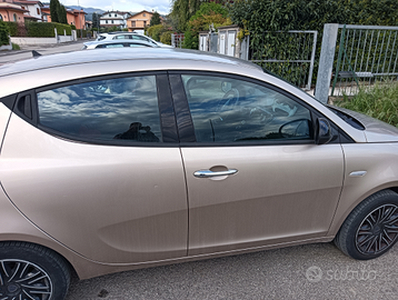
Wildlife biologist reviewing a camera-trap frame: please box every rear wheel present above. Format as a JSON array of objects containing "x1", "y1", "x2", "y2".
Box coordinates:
[
  {"x1": 335, "y1": 190, "x2": 398, "y2": 260},
  {"x1": 0, "y1": 241, "x2": 71, "y2": 300}
]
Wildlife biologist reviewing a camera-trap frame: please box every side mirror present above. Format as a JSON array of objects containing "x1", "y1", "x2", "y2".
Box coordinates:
[
  {"x1": 316, "y1": 118, "x2": 332, "y2": 145},
  {"x1": 279, "y1": 119, "x2": 311, "y2": 139}
]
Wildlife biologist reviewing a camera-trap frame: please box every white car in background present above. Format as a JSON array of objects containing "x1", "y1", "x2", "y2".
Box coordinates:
[
  {"x1": 82, "y1": 39, "x2": 159, "y2": 50},
  {"x1": 96, "y1": 31, "x2": 172, "y2": 48}
]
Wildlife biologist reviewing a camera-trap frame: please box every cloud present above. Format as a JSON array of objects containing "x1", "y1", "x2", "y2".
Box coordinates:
[{"x1": 62, "y1": 0, "x2": 171, "y2": 14}]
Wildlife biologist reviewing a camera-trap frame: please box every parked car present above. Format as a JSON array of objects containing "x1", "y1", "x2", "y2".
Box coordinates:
[
  {"x1": 1, "y1": 48, "x2": 398, "y2": 300},
  {"x1": 96, "y1": 31, "x2": 172, "y2": 47},
  {"x1": 82, "y1": 39, "x2": 159, "y2": 50}
]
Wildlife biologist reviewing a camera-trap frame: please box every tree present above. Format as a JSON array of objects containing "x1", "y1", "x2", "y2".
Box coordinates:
[
  {"x1": 170, "y1": 0, "x2": 202, "y2": 32},
  {"x1": 50, "y1": 0, "x2": 59, "y2": 23},
  {"x1": 0, "y1": 20, "x2": 10, "y2": 46},
  {"x1": 150, "y1": 12, "x2": 161, "y2": 27},
  {"x1": 92, "y1": 13, "x2": 99, "y2": 30},
  {"x1": 57, "y1": 4, "x2": 67, "y2": 24},
  {"x1": 183, "y1": 2, "x2": 230, "y2": 49},
  {"x1": 50, "y1": 0, "x2": 67, "y2": 24},
  {"x1": 147, "y1": 24, "x2": 164, "y2": 41}
]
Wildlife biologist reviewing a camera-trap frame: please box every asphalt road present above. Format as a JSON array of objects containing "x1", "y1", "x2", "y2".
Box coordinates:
[
  {"x1": 65, "y1": 242, "x2": 398, "y2": 300},
  {"x1": 2, "y1": 40, "x2": 397, "y2": 300}
]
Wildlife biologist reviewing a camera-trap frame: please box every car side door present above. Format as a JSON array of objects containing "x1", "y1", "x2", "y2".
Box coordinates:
[
  {"x1": 169, "y1": 72, "x2": 345, "y2": 256},
  {"x1": 0, "y1": 72, "x2": 188, "y2": 264}
]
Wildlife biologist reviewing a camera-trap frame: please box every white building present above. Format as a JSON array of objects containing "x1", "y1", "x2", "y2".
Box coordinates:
[
  {"x1": 100, "y1": 11, "x2": 131, "y2": 29},
  {"x1": 13, "y1": 0, "x2": 44, "y2": 22}
]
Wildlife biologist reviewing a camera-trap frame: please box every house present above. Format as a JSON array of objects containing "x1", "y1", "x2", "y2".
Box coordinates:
[
  {"x1": 67, "y1": 9, "x2": 86, "y2": 30},
  {"x1": 100, "y1": 11, "x2": 131, "y2": 30},
  {"x1": 41, "y1": 6, "x2": 86, "y2": 30},
  {"x1": 127, "y1": 10, "x2": 154, "y2": 34},
  {"x1": 0, "y1": 2, "x2": 28, "y2": 23},
  {"x1": 13, "y1": 0, "x2": 43, "y2": 22}
]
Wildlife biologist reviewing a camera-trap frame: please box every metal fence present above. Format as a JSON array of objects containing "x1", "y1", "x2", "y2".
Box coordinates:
[
  {"x1": 331, "y1": 25, "x2": 398, "y2": 96},
  {"x1": 249, "y1": 31, "x2": 318, "y2": 91},
  {"x1": 171, "y1": 33, "x2": 185, "y2": 48}
]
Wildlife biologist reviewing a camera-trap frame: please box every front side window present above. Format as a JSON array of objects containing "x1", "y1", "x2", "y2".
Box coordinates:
[
  {"x1": 37, "y1": 75, "x2": 162, "y2": 143},
  {"x1": 182, "y1": 75, "x2": 312, "y2": 143},
  {"x1": 131, "y1": 35, "x2": 156, "y2": 46}
]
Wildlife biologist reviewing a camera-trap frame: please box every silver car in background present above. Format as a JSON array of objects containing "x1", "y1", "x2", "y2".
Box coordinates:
[{"x1": 0, "y1": 48, "x2": 398, "y2": 300}]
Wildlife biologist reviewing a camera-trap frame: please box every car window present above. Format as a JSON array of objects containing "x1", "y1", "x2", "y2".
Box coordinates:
[
  {"x1": 114, "y1": 35, "x2": 129, "y2": 39},
  {"x1": 181, "y1": 75, "x2": 312, "y2": 143},
  {"x1": 96, "y1": 44, "x2": 124, "y2": 48},
  {"x1": 131, "y1": 35, "x2": 147, "y2": 41},
  {"x1": 37, "y1": 75, "x2": 162, "y2": 143},
  {"x1": 131, "y1": 35, "x2": 157, "y2": 45},
  {"x1": 128, "y1": 44, "x2": 148, "y2": 47}
]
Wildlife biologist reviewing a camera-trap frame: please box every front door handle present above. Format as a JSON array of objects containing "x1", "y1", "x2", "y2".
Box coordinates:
[{"x1": 193, "y1": 169, "x2": 238, "y2": 178}]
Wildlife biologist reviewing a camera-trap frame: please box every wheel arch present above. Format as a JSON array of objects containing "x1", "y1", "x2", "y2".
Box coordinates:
[
  {"x1": 329, "y1": 185, "x2": 398, "y2": 237},
  {"x1": 0, "y1": 235, "x2": 80, "y2": 279}
]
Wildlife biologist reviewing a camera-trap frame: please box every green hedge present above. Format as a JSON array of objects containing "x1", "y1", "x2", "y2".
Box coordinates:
[
  {"x1": 228, "y1": 0, "x2": 398, "y2": 88},
  {"x1": 6, "y1": 22, "x2": 19, "y2": 37},
  {"x1": 25, "y1": 22, "x2": 72, "y2": 37},
  {"x1": 0, "y1": 21, "x2": 10, "y2": 46},
  {"x1": 8, "y1": 22, "x2": 73, "y2": 37}
]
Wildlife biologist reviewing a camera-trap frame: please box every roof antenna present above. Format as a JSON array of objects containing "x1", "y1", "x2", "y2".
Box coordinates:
[{"x1": 32, "y1": 50, "x2": 42, "y2": 58}]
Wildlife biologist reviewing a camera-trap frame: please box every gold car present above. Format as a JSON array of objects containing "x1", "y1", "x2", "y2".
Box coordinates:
[{"x1": 0, "y1": 48, "x2": 397, "y2": 300}]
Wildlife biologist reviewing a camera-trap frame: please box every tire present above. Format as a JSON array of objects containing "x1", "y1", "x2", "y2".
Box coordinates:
[
  {"x1": 0, "y1": 241, "x2": 71, "y2": 300},
  {"x1": 334, "y1": 190, "x2": 398, "y2": 260}
]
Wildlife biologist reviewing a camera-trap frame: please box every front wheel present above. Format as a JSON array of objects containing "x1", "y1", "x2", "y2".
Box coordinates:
[
  {"x1": 0, "y1": 241, "x2": 71, "y2": 300},
  {"x1": 334, "y1": 190, "x2": 398, "y2": 260}
]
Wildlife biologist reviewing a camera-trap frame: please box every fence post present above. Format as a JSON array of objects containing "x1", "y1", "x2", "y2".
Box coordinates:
[
  {"x1": 209, "y1": 32, "x2": 218, "y2": 53},
  {"x1": 315, "y1": 23, "x2": 339, "y2": 103},
  {"x1": 54, "y1": 28, "x2": 59, "y2": 43},
  {"x1": 239, "y1": 35, "x2": 250, "y2": 60},
  {"x1": 171, "y1": 34, "x2": 175, "y2": 47}
]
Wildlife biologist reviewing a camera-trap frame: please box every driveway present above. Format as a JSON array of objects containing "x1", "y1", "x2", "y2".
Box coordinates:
[{"x1": 66, "y1": 242, "x2": 398, "y2": 299}]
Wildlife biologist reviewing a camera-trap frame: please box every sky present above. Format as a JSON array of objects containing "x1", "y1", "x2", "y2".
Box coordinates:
[{"x1": 62, "y1": 0, "x2": 172, "y2": 15}]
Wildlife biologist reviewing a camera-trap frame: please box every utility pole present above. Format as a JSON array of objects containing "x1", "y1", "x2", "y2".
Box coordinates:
[{"x1": 78, "y1": 0, "x2": 82, "y2": 38}]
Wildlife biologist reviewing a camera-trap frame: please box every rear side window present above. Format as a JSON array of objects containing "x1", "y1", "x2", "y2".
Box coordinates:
[{"x1": 37, "y1": 75, "x2": 162, "y2": 143}]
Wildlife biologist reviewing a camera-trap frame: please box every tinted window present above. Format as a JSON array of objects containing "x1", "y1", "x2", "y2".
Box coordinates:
[
  {"x1": 96, "y1": 43, "x2": 124, "y2": 48},
  {"x1": 37, "y1": 75, "x2": 162, "y2": 143},
  {"x1": 114, "y1": 35, "x2": 129, "y2": 39},
  {"x1": 128, "y1": 44, "x2": 149, "y2": 47},
  {"x1": 131, "y1": 35, "x2": 157, "y2": 46},
  {"x1": 182, "y1": 75, "x2": 312, "y2": 143}
]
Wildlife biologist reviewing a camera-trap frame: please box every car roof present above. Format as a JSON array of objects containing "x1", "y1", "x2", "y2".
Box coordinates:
[{"x1": 0, "y1": 48, "x2": 263, "y2": 78}]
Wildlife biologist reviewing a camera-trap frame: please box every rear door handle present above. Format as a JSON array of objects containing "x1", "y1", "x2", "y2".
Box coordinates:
[{"x1": 193, "y1": 169, "x2": 238, "y2": 178}]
